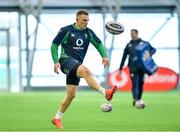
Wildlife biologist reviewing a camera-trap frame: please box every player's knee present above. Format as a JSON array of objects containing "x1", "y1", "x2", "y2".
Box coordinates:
[
  {"x1": 77, "y1": 65, "x2": 92, "y2": 78},
  {"x1": 82, "y1": 68, "x2": 91, "y2": 78}
]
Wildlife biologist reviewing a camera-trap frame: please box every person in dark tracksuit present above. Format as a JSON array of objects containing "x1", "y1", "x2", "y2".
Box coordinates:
[
  {"x1": 119, "y1": 29, "x2": 156, "y2": 109},
  {"x1": 50, "y1": 10, "x2": 117, "y2": 128}
]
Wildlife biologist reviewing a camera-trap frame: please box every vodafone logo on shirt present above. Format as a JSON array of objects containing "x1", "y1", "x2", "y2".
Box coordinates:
[{"x1": 108, "y1": 66, "x2": 179, "y2": 91}]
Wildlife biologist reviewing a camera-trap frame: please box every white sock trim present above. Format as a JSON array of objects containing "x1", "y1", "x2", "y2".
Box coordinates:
[
  {"x1": 98, "y1": 87, "x2": 106, "y2": 96},
  {"x1": 55, "y1": 111, "x2": 63, "y2": 119}
]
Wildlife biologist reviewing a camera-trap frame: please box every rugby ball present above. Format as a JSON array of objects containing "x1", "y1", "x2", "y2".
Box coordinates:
[
  {"x1": 100, "y1": 103, "x2": 112, "y2": 112},
  {"x1": 105, "y1": 21, "x2": 124, "y2": 35}
]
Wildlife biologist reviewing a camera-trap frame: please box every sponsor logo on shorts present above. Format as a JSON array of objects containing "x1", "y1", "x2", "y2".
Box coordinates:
[{"x1": 64, "y1": 68, "x2": 69, "y2": 74}]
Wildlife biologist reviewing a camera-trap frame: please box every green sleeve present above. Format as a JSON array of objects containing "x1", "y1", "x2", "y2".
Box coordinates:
[
  {"x1": 89, "y1": 34, "x2": 108, "y2": 58},
  {"x1": 93, "y1": 42, "x2": 108, "y2": 58},
  {"x1": 51, "y1": 43, "x2": 59, "y2": 64}
]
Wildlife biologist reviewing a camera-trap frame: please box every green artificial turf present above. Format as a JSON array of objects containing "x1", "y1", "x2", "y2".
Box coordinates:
[{"x1": 0, "y1": 90, "x2": 180, "y2": 131}]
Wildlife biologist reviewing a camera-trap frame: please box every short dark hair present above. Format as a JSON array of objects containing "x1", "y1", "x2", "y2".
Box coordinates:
[
  {"x1": 76, "y1": 9, "x2": 89, "y2": 17},
  {"x1": 131, "y1": 29, "x2": 138, "y2": 33}
]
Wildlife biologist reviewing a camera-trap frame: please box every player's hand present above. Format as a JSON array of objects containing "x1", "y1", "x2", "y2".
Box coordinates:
[
  {"x1": 54, "y1": 63, "x2": 61, "y2": 74},
  {"x1": 102, "y1": 58, "x2": 110, "y2": 68}
]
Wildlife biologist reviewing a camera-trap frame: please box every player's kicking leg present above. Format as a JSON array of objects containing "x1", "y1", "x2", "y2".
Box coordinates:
[{"x1": 76, "y1": 65, "x2": 117, "y2": 101}]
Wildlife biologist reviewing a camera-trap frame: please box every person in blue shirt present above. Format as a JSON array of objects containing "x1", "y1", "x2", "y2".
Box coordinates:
[
  {"x1": 51, "y1": 10, "x2": 117, "y2": 128},
  {"x1": 119, "y1": 29, "x2": 156, "y2": 109}
]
